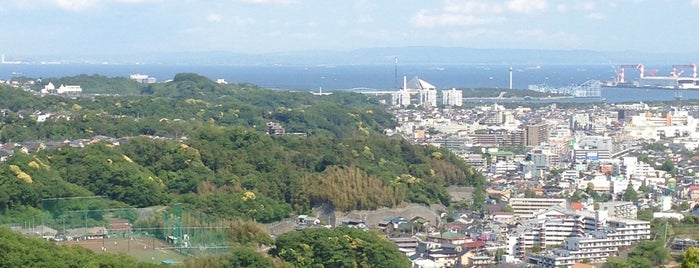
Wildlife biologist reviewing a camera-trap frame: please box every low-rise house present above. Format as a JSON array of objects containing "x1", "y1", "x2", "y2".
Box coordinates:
[{"x1": 426, "y1": 232, "x2": 468, "y2": 245}]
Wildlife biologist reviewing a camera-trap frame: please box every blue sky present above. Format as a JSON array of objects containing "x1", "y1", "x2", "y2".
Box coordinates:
[{"x1": 1, "y1": 0, "x2": 698, "y2": 57}]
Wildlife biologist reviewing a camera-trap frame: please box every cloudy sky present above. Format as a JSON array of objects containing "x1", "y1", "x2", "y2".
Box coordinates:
[{"x1": 1, "y1": 0, "x2": 697, "y2": 57}]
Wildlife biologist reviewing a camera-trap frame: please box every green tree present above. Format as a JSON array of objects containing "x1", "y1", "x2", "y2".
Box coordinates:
[
  {"x1": 585, "y1": 182, "x2": 599, "y2": 199},
  {"x1": 637, "y1": 208, "x2": 654, "y2": 221},
  {"x1": 226, "y1": 220, "x2": 273, "y2": 247},
  {"x1": 681, "y1": 247, "x2": 699, "y2": 268},
  {"x1": 273, "y1": 227, "x2": 409, "y2": 267},
  {"x1": 673, "y1": 201, "x2": 691, "y2": 212},
  {"x1": 638, "y1": 180, "x2": 649, "y2": 193},
  {"x1": 623, "y1": 183, "x2": 638, "y2": 202},
  {"x1": 629, "y1": 240, "x2": 670, "y2": 266},
  {"x1": 661, "y1": 159, "x2": 676, "y2": 176},
  {"x1": 227, "y1": 247, "x2": 276, "y2": 268}
]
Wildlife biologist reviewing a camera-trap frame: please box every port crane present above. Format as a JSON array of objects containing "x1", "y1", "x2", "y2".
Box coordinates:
[
  {"x1": 671, "y1": 64, "x2": 697, "y2": 78},
  {"x1": 616, "y1": 64, "x2": 644, "y2": 84}
]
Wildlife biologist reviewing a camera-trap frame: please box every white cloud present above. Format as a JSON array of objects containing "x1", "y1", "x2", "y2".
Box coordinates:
[
  {"x1": 584, "y1": 12, "x2": 605, "y2": 20},
  {"x1": 54, "y1": 0, "x2": 94, "y2": 10},
  {"x1": 447, "y1": 28, "x2": 491, "y2": 40},
  {"x1": 116, "y1": 0, "x2": 162, "y2": 3},
  {"x1": 514, "y1": 29, "x2": 582, "y2": 48},
  {"x1": 411, "y1": 9, "x2": 502, "y2": 28},
  {"x1": 206, "y1": 13, "x2": 222, "y2": 23},
  {"x1": 48, "y1": 0, "x2": 160, "y2": 11},
  {"x1": 442, "y1": 0, "x2": 504, "y2": 14},
  {"x1": 583, "y1": 2, "x2": 597, "y2": 11},
  {"x1": 232, "y1": 16, "x2": 254, "y2": 26},
  {"x1": 693, "y1": 0, "x2": 699, "y2": 7},
  {"x1": 556, "y1": 4, "x2": 568, "y2": 12},
  {"x1": 357, "y1": 16, "x2": 373, "y2": 24},
  {"x1": 348, "y1": 29, "x2": 396, "y2": 42},
  {"x1": 506, "y1": 0, "x2": 547, "y2": 14},
  {"x1": 239, "y1": 0, "x2": 294, "y2": 4}
]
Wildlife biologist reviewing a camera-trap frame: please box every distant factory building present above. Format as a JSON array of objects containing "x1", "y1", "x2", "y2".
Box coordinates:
[
  {"x1": 442, "y1": 88, "x2": 462, "y2": 107},
  {"x1": 129, "y1": 73, "x2": 157, "y2": 83},
  {"x1": 41, "y1": 82, "x2": 82, "y2": 94}
]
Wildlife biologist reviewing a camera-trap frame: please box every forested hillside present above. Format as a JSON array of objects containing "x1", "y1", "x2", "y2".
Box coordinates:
[
  {"x1": 0, "y1": 74, "x2": 485, "y2": 265},
  {"x1": 0, "y1": 74, "x2": 485, "y2": 223}
]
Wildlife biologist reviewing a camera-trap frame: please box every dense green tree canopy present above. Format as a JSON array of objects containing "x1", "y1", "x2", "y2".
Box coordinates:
[
  {"x1": 272, "y1": 227, "x2": 410, "y2": 267},
  {"x1": 0, "y1": 226, "x2": 157, "y2": 267},
  {"x1": 0, "y1": 76, "x2": 485, "y2": 224}
]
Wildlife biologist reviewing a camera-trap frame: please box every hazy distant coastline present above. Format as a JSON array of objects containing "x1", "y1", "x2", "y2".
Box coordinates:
[
  {"x1": 4, "y1": 63, "x2": 699, "y2": 103},
  {"x1": 7, "y1": 46, "x2": 699, "y2": 66}
]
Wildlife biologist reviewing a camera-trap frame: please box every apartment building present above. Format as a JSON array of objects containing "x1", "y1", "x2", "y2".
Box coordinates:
[
  {"x1": 442, "y1": 88, "x2": 463, "y2": 107},
  {"x1": 599, "y1": 201, "x2": 637, "y2": 220},
  {"x1": 508, "y1": 198, "x2": 567, "y2": 219},
  {"x1": 528, "y1": 220, "x2": 651, "y2": 268},
  {"x1": 529, "y1": 232, "x2": 619, "y2": 268},
  {"x1": 526, "y1": 123, "x2": 548, "y2": 147},
  {"x1": 508, "y1": 207, "x2": 650, "y2": 261}
]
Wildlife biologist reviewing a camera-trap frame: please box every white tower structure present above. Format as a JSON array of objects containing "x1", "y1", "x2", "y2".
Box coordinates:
[
  {"x1": 509, "y1": 66, "x2": 513, "y2": 90},
  {"x1": 391, "y1": 76, "x2": 411, "y2": 107}
]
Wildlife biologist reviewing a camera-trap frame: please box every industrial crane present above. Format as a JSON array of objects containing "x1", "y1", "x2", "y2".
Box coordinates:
[
  {"x1": 671, "y1": 64, "x2": 697, "y2": 78},
  {"x1": 616, "y1": 64, "x2": 644, "y2": 84}
]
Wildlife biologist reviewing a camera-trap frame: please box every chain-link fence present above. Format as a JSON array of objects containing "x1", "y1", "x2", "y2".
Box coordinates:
[{"x1": 7, "y1": 197, "x2": 232, "y2": 264}]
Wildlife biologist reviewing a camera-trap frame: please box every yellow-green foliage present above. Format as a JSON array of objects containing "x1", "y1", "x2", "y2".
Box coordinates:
[
  {"x1": 394, "y1": 174, "x2": 421, "y2": 185},
  {"x1": 185, "y1": 98, "x2": 208, "y2": 105},
  {"x1": 242, "y1": 191, "x2": 256, "y2": 201},
  {"x1": 9, "y1": 164, "x2": 32, "y2": 183},
  {"x1": 302, "y1": 166, "x2": 404, "y2": 211},
  {"x1": 122, "y1": 154, "x2": 134, "y2": 163},
  {"x1": 27, "y1": 161, "x2": 40, "y2": 169},
  {"x1": 31, "y1": 157, "x2": 50, "y2": 169},
  {"x1": 9, "y1": 165, "x2": 21, "y2": 174}
]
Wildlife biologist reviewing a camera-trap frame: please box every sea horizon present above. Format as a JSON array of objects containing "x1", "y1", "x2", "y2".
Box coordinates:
[{"x1": 1, "y1": 63, "x2": 698, "y2": 103}]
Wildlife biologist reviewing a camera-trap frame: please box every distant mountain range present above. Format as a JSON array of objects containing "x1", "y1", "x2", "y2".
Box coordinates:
[{"x1": 16, "y1": 47, "x2": 699, "y2": 66}]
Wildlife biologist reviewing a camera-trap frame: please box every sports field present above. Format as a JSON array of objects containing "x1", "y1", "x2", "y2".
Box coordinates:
[{"x1": 58, "y1": 237, "x2": 187, "y2": 264}]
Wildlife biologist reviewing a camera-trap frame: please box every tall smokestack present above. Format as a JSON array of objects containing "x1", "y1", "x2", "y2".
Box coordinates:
[{"x1": 403, "y1": 76, "x2": 407, "y2": 91}]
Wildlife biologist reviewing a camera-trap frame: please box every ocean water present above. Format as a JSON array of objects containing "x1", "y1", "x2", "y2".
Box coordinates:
[{"x1": 0, "y1": 63, "x2": 697, "y2": 103}]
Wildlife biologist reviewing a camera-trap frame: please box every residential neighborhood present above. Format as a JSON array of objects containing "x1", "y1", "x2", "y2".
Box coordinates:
[{"x1": 377, "y1": 88, "x2": 699, "y2": 267}]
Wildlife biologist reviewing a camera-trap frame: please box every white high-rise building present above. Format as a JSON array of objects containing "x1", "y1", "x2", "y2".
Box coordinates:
[
  {"x1": 419, "y1": 89, "x2": 437, "y2": 108},
  {"x1": 391, "y1": 90, "x2": 411, "y2": 107},
  {"x1": 406, "y1": 76, "x2": 437, "y2": 108},
  {"x1": 442, "y1": 88, "x2": 462, "y2": 107}
]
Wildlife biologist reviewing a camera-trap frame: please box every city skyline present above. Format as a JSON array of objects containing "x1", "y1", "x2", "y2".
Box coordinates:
[{"x1": 1, "y1": 0, "x2": 699, "y2": 58}]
